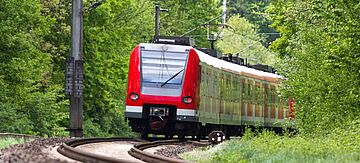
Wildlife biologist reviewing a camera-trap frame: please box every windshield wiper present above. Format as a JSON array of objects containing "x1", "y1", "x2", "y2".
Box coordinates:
[{"x1": 161, "y1": 69, "x2": 184, "y2": 87}]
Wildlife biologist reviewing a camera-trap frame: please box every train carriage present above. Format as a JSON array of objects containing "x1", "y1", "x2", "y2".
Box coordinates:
[{"x1": 125, "y1": 41, "x2": 294, "y2": 139}]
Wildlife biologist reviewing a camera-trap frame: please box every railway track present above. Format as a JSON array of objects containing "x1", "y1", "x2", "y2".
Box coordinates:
[
  {"x1": 129, "y1": 139, "x2": 209, "y2": 163},
  {"x1": 57, "y1": 137, "x2": 210, "y2": 163},
  {"x1": 57, "y1": 137, "x2": 140, "y2": 163},
  {"x1": 0, "y1": 133, "x2": 40, "y2": 140}
]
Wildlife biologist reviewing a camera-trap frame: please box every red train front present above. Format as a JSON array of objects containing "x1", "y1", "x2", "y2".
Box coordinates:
[{"x1": 125, "y1": 42, "x2": 200, "y2": 138}]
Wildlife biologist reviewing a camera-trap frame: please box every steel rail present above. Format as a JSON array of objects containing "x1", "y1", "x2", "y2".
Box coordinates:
[
  {"x1": 128, "y1": 140, "x2": 210, "y2": 163},
  {"x1": 57, "y1": 137, "x2": 142, "y2": 163},
  {"x1": 0, "y1": 133, "x2": 40, "y2": 140}
]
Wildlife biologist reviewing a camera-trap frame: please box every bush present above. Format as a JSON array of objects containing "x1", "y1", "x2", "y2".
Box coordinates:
[{"x1": 183, "y1": 126, "x2": 360, "y2": 163}]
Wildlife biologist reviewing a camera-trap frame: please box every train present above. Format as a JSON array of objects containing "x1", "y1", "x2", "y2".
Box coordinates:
[{"x1": 125, "y1": 37, "x2": 294, "y2": 139}]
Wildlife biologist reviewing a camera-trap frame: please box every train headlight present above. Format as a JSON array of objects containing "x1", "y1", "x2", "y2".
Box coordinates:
[
  {"x1": 182, "y1": 96, "x2": 193, "y2": 104},
  {"x1": 129, "y1": 93, "x2": 139, "y2": 101}
]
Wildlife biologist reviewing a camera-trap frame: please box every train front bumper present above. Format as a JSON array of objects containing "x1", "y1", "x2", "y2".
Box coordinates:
[{"x1": 125, "y1": 105, "x2": 198, "y2": 122}]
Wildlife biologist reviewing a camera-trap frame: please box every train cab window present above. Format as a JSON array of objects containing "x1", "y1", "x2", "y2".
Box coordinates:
[{"x1": 140, "y1": 49, "x2": 189, "y2": 96}]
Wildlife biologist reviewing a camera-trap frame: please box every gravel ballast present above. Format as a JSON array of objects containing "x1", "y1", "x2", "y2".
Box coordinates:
[
  {"x1": 0, "y1": 137, "x2": 71, "y2": 163},
  {"x1": 154, "y1": 142, "x2": 203, "y2": 159}
]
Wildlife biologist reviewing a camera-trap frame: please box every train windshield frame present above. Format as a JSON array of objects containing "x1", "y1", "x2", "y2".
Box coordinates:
[{"x1": 140, "y1": 49, "x2": 189, "y2": 96}]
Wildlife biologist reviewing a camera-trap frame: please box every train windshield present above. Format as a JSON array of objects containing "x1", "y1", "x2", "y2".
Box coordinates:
[{"x1": 140, "y1": 49, "x2": 188, "y2": 96}]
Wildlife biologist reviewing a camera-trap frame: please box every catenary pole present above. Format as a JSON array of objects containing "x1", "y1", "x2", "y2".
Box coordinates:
[
  {"x1": 66, "y1": 0, "x2": 84, "y2": 137},
  {"x1": 222, "y1": 0, "x2": 227, "y2": 25}
]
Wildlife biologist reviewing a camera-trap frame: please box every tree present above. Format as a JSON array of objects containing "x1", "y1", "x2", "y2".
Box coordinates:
[
  {"x1": 0, "y1": 0, "x2": 68, "y2": 136},
  {"x1": 216, "y1": 15, "x2": 275, "y2": 65},
  {"x1": 227, "y1": 0, "x2": 278, "y2": 46},
  {"x1": 268, "y1": 0, "x2": 360, "y2": 134},
  {"x1": 155, "y1": 0, "x2": 221, "y2": 48}
]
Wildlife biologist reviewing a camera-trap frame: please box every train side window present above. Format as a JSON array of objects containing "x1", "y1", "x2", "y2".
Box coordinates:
[
  {"x1": 233, "y1": 75, "x2": 237, "y2": 102},
  {"x1": 222, "y1": 73, "x2": 225, "y2": 99},
  {"x1": 275, "y1": 87, "x2": 278, "y2": 109},
  {"x1": 234, "y1": 76, "x2": 238, "y2": 102},
  {"x1": 265, "y1": 83, "x2": 269, "y2": 104},
  {"x1": 252, "y1": 81, "x2": 256, "y2": 104},
  {"x1": 226, "y1": 74, "x2": 229, "y2": 101},
  {"x1": 271, "y1": 85, "x2": 275, "y2": 104},
  {"x1": 269, "y1": 85, "x2": 273, "y2": 104},
  {"x1": 226, "y1": 73, "x2": 229, "y2": 101},
  {"x1": 222, "y1": 73, "x2": 225, "y2": 101},
  {"x1": 219, "y1": 71, "x2": 222, "y2": 100},
  {"x1": 243, "y1": 79, "x2": 247, "y2": 101},
  {"x1": 205, "y1": 67, "x2": 208, "y2": 96},
  {"x1": 248, "y1": 80, "x2": 252, "y2": 103},
  {"x1": 261, "y1": 83, "x2": 264, "y2": 105},
  {"x1": 256, "y1": 82, "x2": 262, "y2": 105},
  {"x1": 225, "y1": 73, "x2": 227, "y2": 101},
  {"x1": 222, "y1": 73, "x2": 226, "y2": 101},
  {"x1": 214, "y1": 69, "x2": 219, "y2": 99},
  {"x1": 210, "y1": 69, "x2": 213, "y2": 98},
  {"x1": 255, "y1": 82, "x2": 258, "y2": 104},
  {"x1": 227, "y1": 74, "x2": 231, "y2": 101},
  {"x1": 232, "y1": 76, "x2": 235, "y2": 101},
  {"x1": 230, "y1": 75, "x2": 232, "y2": 102},
  {"x1": 239, "y1": 77, "x2": 242, "y2": 102},
  {"x1": 205, "y1": 68, "x2": 208, "y2": 96},
  {"x1": 259, "y1": 81, "x2": 264, "y2": 104},
  {"x1": 200, "y1": 65, "x2": 205, "y2": 96}
]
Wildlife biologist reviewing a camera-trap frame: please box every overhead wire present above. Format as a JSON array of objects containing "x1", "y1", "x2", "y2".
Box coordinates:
[{"x1": 180, "y1": 14, "x2": 224, "y2": 37}]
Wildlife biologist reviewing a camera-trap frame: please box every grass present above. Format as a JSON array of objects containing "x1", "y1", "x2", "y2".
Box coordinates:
[
  {"x1": 0, "y1": 137, "x2": 30, "y2": 149},
  {"x1": 181, "y1": 127, "x2": 360, "y2": 163}
]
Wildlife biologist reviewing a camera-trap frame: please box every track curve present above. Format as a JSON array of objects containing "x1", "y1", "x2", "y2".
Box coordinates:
[
  {"x1": 58, "y1": 137, "x2": 210, "y2": 163},
  {"x1": 57, "y1": 137, "x2": 142, "y2": 163},
  {"x1": 128, "y1": 140, "x2": 210, "y2": 163}
]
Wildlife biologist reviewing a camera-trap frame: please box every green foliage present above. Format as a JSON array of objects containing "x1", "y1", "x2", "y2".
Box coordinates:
[
  {"x1": 0, "y1": 0, "x2": 68, "y2": 137},
  {"x1": 183, "y1": 128, "x2": 360, "y2": 163},
  {"x1": 268, "y1": 0, "x2": 360, "y2": 134},
  {"x1": 216, "y1": 15, "x2": 275, "y2": 65},
  {"x1": 227, "y1": 0, "x2": 278, "y2": 46},
  {"x1": 0, "y1": 137, "x2": 31, "y2": 149},
  {"x1": 157, "y1": 0, "x2": 221, "y2": 47}
]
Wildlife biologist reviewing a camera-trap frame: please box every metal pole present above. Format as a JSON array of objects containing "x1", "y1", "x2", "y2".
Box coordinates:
[
  {"x1": 222, "y1": 0, "x2": 227, "y2": 25},
  {"x1": 71, "y1": 0, "x2": 83, "y2": 61},
  {"x1": 153, "y1": 5, "x2": 168, "y2": 42},
  {"x1": 219, "y1": 0, "x2": 226, "y2": 38},
  {"x1": 66, "y1": 0, "x2": 83, "y2": 137},
  {"x1": 154, "y1": 5, "x2": 160, "y2": 42}
]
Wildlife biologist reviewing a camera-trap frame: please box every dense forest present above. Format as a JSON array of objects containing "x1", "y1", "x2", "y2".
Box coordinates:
[{"x1": 0, "y1": 0, "x2": 358, "y2": 138}]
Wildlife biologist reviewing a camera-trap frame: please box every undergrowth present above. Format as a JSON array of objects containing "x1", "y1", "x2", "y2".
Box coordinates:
[
  {"x1": 182, "y1": 124, "x2": 360, "y2": 163},
  {"x1": 0, "y1": 137, "x2": 30, "y2": 149}
]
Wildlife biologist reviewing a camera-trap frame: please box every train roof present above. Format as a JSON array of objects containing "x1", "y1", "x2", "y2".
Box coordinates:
[
  {"x1": 139, "y1": 43, "x2": 282, "y2": 83},
  {"x1": 194, "y1": 49, "x2": 282, "y2": 82}
]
